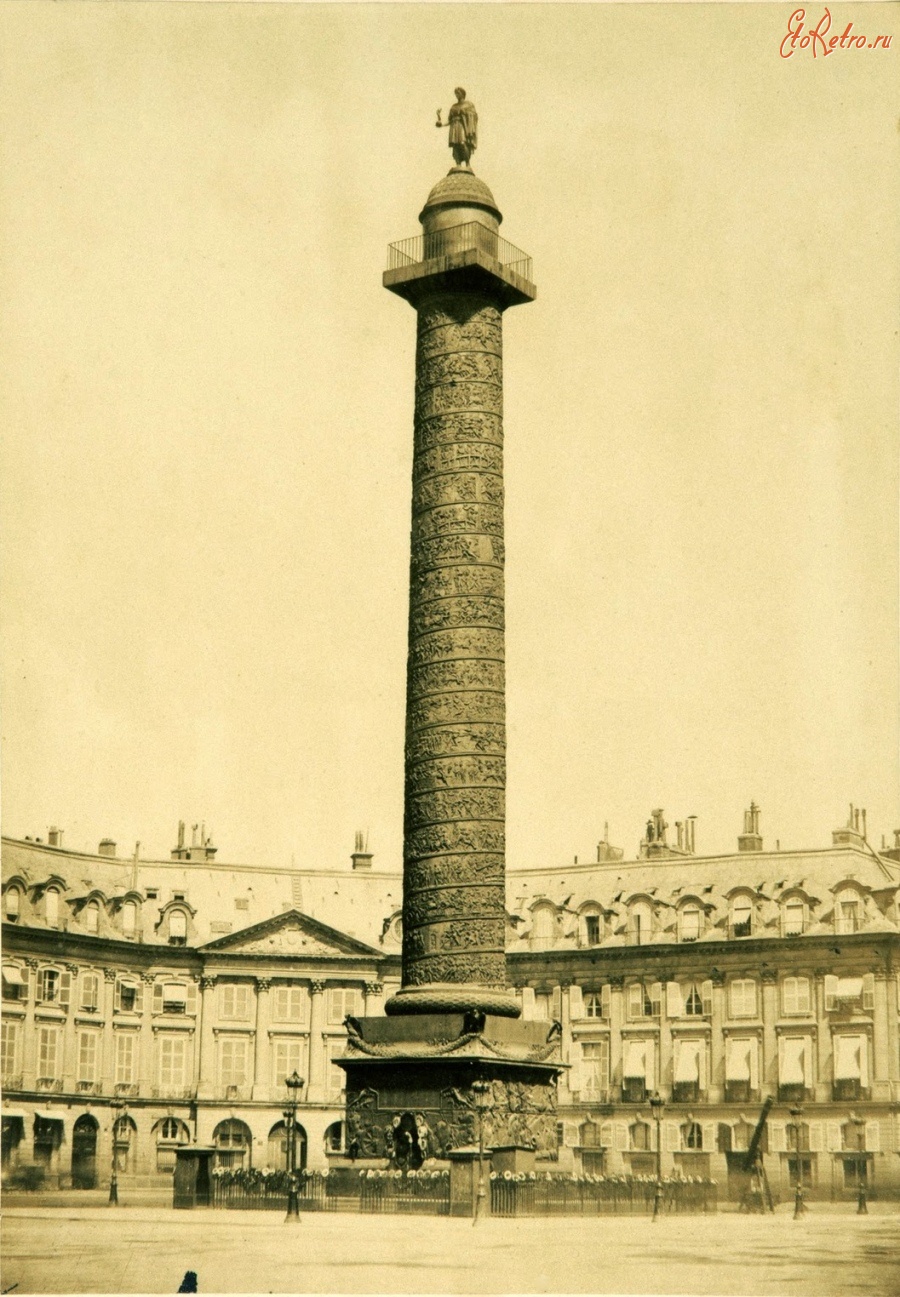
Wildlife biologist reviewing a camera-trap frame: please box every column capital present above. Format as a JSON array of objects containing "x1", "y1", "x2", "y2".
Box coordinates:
[
  {"x1": 256, "y1": 977, "x2": 272, "y2": 992},
  {"x1": 760, "y1": 969, "x2": 779, "y2": 984},
  {"x1": 364, "y1": 981, "x2": 383, "y2": 997},
  {"x1": 310, "y1": 979, "x2": 327, "y2": 996},
  {"x1": 25, "y1": 957, "x2": 41, "y2": 970},
  {"x1": 607, "y1": 975, "x2": 625, "y2": 988},
  {"x1": 65, "y1": 963, "x2": 81, "y2": 977},
  {"x1": 200, "y1": 975, "x2": 218, "y2": 992},
  {"x1": 140, "y1": 973, "x2": 157, "y2": 985},
  {"x1": 710, "y1": 970, "x2": 726, "y2": 988},
  {"x1": 103, "y1": 967, "x2": 118, "y2": 982}
]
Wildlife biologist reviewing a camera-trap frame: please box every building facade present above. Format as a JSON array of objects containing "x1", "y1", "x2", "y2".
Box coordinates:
[{"x1": 3, "y1": 806, "x2": 899, "y2": 1199}]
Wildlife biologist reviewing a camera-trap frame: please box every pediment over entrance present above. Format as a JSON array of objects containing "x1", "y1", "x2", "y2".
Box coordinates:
[{"x1": 199, "y1": 909, "x2": 380, "y2": 958}]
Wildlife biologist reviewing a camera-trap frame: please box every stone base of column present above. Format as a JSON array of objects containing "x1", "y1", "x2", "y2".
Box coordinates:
[
  {"x1": 385, "y1": 983, "x2": 521, "y2": 1018},
  {"x1": 338, "y1": 1014, "x2": 562, "y2": 1164}
]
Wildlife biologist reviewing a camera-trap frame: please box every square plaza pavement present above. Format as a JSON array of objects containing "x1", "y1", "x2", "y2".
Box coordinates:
[{"x1": 1, "y1": 1204, "x2": 899, "y2": 1296}]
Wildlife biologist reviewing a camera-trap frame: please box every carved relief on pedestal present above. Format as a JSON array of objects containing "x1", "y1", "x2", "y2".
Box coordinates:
[
  {"x1": 405, "y1": 785, "x2": 505, "y2": 831},
  {"x1": 406, "y1": 721, "x2": 505, "y2": 764}
]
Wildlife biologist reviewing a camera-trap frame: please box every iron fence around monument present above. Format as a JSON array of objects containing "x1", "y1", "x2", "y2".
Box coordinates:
[
  {"x1": 211, "y1": 1167, "x2": 715, "y2": 1217},
  {"x1": 490, "y1": 1174, "x2": 718, "y2": 1217},
  {"x1": 211, "y1": 1167, "x2": 451, "y2": 1215}
]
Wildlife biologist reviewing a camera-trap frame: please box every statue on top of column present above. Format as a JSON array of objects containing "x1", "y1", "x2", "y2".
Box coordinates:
[{"x1": 436, "y1": 88, "x2": 478, "y2": 168}]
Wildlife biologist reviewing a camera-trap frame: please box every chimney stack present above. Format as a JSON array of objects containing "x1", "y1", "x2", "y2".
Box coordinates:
[
  {"x1": 48, "y1": 827, "x2": 63, "y2": 848},
  {"x1": 738, "y1": 802, "x2": 763, "y2": 852},
  {"x1": 351, "y1": 830, "x2": 373, "y2": 871},
  {"x1": 98, "y1": 838, "x2": 117, "y2": 857}
]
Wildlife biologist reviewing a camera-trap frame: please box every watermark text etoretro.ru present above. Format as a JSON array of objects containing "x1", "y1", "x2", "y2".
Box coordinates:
[{"x1": 780, "y1": 8, "x2": 893, "y2": 58}]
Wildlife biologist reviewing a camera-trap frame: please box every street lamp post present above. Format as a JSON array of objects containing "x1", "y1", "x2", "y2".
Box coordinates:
[
  {"x1": 284, "y1": 1071, "x2": 305, "y2": 1223},
  {"x1": 788, "y1": 1107, "x2": 807, "y2": 1218},
  {"x1": 648, "y1": 1092, "x2": 665, "y2": 1222},
  {"x1": 108, "y1": 1098, "x2": 126, "y2": 1206},
  {"x1": 472, "y1": 1079, "x2": 491, "y2": 1226}
]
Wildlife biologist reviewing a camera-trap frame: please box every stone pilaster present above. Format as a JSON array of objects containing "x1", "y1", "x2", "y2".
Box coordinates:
[
  {"x1": 197, "y1": 975, "x2": 218, "y2": 1099},
  {"x1": 761, "y1": 969, "x2": 779, "y2": 1094},
  {"x1": 101, "y1": 968, "x2": 117, "y2": 1094},
  {"x1": 306, "y1": 980, "x2": 326, "y2": 1102},
  {"x1": 253, "y1": 978, "x2": 271, "y2": 1099},
  {"x1": 363, "y1": 981, "x2": 384, "y2": 1015},
  {"x1": 709, "y1": 970, "x2": 726, "y2": 1102},
  {"x1": 62, "y1": 964, "x2": 80, "y2": 1091},
  {"x1": 22, "y1": 958, "x2": 40, "y2": 1089},
  {"x1": 871, "y1": 970, "x2": 890, "y2": 1096},
  {"x1": 139, "y1": 974, "x2": 155, "y2": 1096}
]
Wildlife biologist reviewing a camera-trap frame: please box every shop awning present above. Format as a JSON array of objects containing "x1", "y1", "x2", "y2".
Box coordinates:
[
  {"x1": 163, "y1": 984, "x2": 187, "y2": 1004},
  {"x1": 2, "y1": 965, "x2": 26, "y2": 986},
  {"x1": 836, "y1": 977, "x2": 863, "y2": 999},
  {"x1": 1, "y1": 1110, "x2": 27, "y2": 1123}
]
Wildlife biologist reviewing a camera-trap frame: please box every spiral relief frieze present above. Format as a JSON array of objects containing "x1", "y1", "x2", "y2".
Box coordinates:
[{"x1": 401, "y1": 294, "x2": 509, "y2": 1000}]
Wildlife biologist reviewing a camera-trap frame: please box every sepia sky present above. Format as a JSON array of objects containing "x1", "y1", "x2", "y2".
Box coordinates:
[{"x1": 1, "y1": 2, "x2": 897, "y2": 872}]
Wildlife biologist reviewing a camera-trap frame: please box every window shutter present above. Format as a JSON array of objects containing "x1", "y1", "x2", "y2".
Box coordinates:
[
  {"x1": 601, "y1": 984, "x2": 612, "y2": 1019},
  {"x1": 824, "y1": 975, "x2": 838, "y2": 1011},
  {"x1": 20, "y1": 966, "x2": 30, "y2": 1000},
  {"x1": 862, "y1": 974, "x2": 875, "y2": 1012},
  {"x1": 563, "y1": 1121, "x2": 579, "y2": 1148},
  {"x1": 864, "y1": 1120, "x2": 880, "y2": 1153},
  {"x1": 568, "y1": 985, "x2": 584, "y2": 1019},
  {"x1": 702, "y1": 1121, "x2": 716, "y2": 1152},
  {"x1": 826, "y1": 1121, "x2": 842, "y2": 1152},
  {"x1": 748, "y1": 1037, "x2": 760, "y2": 1092},
  {"x1": 859, "y1": 1035, "x2": 870, "y2": 1089},
  {"x1": 698, "y1": 1040, "x2": 709, "y2": 1092},
  {"x1": 768, "y1": 1122, "x2": 786, "y2": 1153},
  {"x1": 664, "y1": 1121, "x2": 680, "y2": 1152},
  {"x1": 520, "y1": 987, "x2": 536, "y2": 1018},
  {"x1": 327, "y1": 988, "x2": 343, "y2": 1024},
  {"x1": 550, "y1": 987, "x2": 562, "y2": 1021},
  {"x1": 614, "y1": 1122, "x2": 629, "y2": 1151},
  {"x1": 599, "y1": 1121, "x2": 614, "y2": 1148},
  {"x1": 186, "y1": 982, "x2": 198, "y2": 1016},
  {"x1": 666, "y1": 982, "x2": 682, "y2": 1018},
  {"x1": 650, "y1": 983, "x2": 662, "y2": 1018},
  {"x1": 701, "y1": 980, "x2": 713, "y2": 1016},
  {"x1": 153, "y1": 982, "x2": 164, "y2": 1014},
  {"x1": 59, "y1": 971, "x2": 70, "y2": 1008},
  {"x1": 807, "y1": 1122, "x2": 824, "y2": 1152}
]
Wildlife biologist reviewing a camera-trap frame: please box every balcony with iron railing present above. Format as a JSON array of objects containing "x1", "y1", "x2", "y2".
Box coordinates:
[{"x1": 386, "y1": 222, "x2": 533, "y2": 285}]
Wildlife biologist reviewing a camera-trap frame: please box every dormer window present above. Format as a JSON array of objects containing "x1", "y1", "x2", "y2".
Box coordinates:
[
  {"x1": 679, "y1": 904, "x2": 701, "y2": 943},
  {"x1": 122, "y1": 902, "x2": 137, "y2": 937},
  {"x1": 783, "y1": 899, "x2": 805, "y2": 936},
  {"x1": 531, "y1": 904, "x2": 555, "y2": 946},
  {"x1": 45, "y1": 889, "x2": 60, "y2": 928},
  {"x1": 731, "y1": 895, "x2": 753, "y2": 938},
  {"x1": 168, "y1": 910, "x2": 187, "y2": 946},
  {"x1": 628, "y1": 901, "x2": 652, "y2": 946},
  {"x1": 85, "y1": 903, "x2": 99, "y2": 934},
  {"x1": 583, "y1": 913, "x2": 601, "y2": 947},
  {"x1": 5, "y1": 888, "x2": 21, "y2": 923},
  {"x1": 836, "y1": 895, "x2": 861, "y2": 934}
]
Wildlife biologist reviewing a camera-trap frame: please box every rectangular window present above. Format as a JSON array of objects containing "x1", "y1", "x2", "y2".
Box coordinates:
[
  {"x1": 273, "y1": 985, "x2": 306, "y2": 1023},
  {"x1": 80, "y1": 972, "x2": 100, "y2": 1012},
  {"x1": 220, "y1": 1036, "x2": 249, "y2": 1088},
  {"x1": 158, "y1": 1034, "x2": 189, "y2": 1088},
  {"x1": 273, "y1": 1037, "x2": 305, "y2": 1087},
  {"x1": 2, "y1": 964, "x2": 28, "y2": 1003},
  {"x1": 38, "y1": 1026, "x2": 61, "y2": 1079},
  {"x1": 782, "y1": 977, "x2": 811, "y2": 1016},
  {"x1": 38, "y1": 968, "x2": 70, "y2": 1007},
  {"x1": 680, "y1": 908, "x2": 701, "y2": 942},
  {"x1": 729, "y1": 979, "x2": 758, "y2": 1019},
  {"x1": 583, "y1": 988, "x2": 609, "y2": 1020},
  {"x1": 325, "y1": 1040, "x2": 345, "y2": 1096},
  {"x1": 116, "y1": 978, "x2": 143, "y2": 1014},
  {"x1": 77, "y1": 1030, "x2": 100, "y2": 1083},
  {"x1": 327, "y1": 987, "x2": 361, "y2": 1025},
  {"x1": 725, "y1": 1037, "x2": 759, "y2": 1101},
  {"x1": 220, "y1": 984, "x2": 252, "y2": 1021},
  {"x1": 778, "y1": 1035, "x2": 811, "y2": 1100},
  {"x1": 115, "y1": 1032, "x2": 137, "y2": 1085},
  {"x1": 628, "y1": 982, "x2": 661, "y2": 1019},
  {"x1": 672, "y1": 1038, "x2": 705, "y2": 1102},
  {"x1": 584, "y1": 915, "x2": 601, "y2": 946},
  {"x1": 1, "y1": 1020, "x2": 20, "y2": 1076},
  {"x1": 581, "y1": 1040, "x2": 610, "y2": 1100}
]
